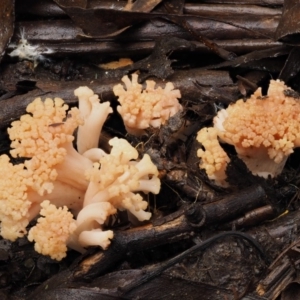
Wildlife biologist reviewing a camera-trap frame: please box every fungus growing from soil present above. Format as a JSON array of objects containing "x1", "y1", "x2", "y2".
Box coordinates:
[
  {"x1": 0, "y1": 97, "x2": 91, "y2": 241},
  {"x1": 113, "y1": 73, "x2": 182, "y2": 135},
  {"x1": 28, "y1": 200, "x2": 77, "y2": 261},
  {"x1": 66, "y1": 137, "x2": 160, "y2": 253},
  {"x1": 28, "y1": 137, "x2": 160, "y2": 259},
  {"x1": 0, "y1": 91, "x2": 160, "y2": 260},
  {"x1": 74, "y1": 86, "x2": 112, "y2": 155},
  {"x1": 197, "y1": 127, "x2": 230, "y2": 187},
  {"x1": 197, "y1": 80, "x2": 300, "y2": 186},
  {"x1": 8, "y1": 96, "x2": 93, "y2": 193}
]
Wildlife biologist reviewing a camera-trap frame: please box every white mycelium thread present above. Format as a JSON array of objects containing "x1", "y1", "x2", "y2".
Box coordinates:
[{"x1": 9, "y1": 29, "x2": 53, "y2": 66}]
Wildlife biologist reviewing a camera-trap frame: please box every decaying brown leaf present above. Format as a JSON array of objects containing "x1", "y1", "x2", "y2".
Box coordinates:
[
  {"x1": 54, "y1": 0, "x2": 87, "y2": 8},
  {"x1": 279, "y1": 47, "x2": 300, "y2": 83},
  {"x1": 125, "y1": 0, "x2": 163, "y2": 12},
  {"x1": 275, "y1": 0, "x2": 300, "y2": 43}
]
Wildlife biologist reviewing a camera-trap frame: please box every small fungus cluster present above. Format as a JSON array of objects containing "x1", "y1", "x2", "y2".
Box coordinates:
[
  {"x1": 113, "y1": 74, "x2": 182, "y2": 135},
  {"x1": 3, "y1": 73, "x2": 296, "y2": 260},
  {"x1": 197, "y1": 80, "x2": 300, "y2": 186},
  {"x1": 0, "y1": 78, "x2": 174, "y2": 260}
]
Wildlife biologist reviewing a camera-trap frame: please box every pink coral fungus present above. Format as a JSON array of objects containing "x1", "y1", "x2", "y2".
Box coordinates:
[
  {"x1": 28, "y1": 137, "x2": 160, "y2": 257},
  {"x1": 113, "y1": 74, "x2": 182, "y2": 135},
  {"x1": 74, "y1": 86, "x2": 112, "y2": 155},
  {"x1": 197, "y1": 127, "x2": 230, "y2": 187},
  {"x1": 28, "y1": 200, "x2": 77, "y2": 261},
  {"x1": 0, "y1": 90, "x2": 161, "y2": 260},
  {"x1": 197, "y1": 80, "x2": 300, "y2": 186},
  {"x1": 0, "y1": 96, "x2": 91, "y2": 241}
]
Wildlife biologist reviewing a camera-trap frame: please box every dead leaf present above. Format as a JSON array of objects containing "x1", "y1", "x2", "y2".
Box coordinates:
[
  {"x1": 163, "y1": 0, "x2": 185, "y2": 14},
  {"x1": 279, "y1": 48, "x2": 300, "y2": 83},
  {"x1": 275, "y1": 0, "x2": 300, "y2": 43},
  {"x1": 54, "y1": 0, "x2": 87, "y2": 9},
  {"x1": 126, "y1": 0, "x2": 163, "y2": 12}
]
